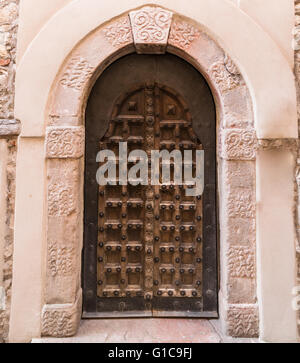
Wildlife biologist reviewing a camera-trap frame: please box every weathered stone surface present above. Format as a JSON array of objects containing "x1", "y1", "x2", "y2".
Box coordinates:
[
  {"x1": 60, "y1": 57, "x2": 94, "y2": 91},
  {"x1": 226, "y1": 244, "x2": 257, "y2": 304},
  {"x1": 227, "y1": 305, "x2": 259, "y2": 338},
  {"x1": 47, "y1": 159, "x2": 80, "y2": 216},
  {"x1": 228, "y1": 247, "x2": 255, "y2": 279},
  {"x1": 224, "y1": 160, "x2": 255, "y2": 190},
  {"x1": 226, "y1": 217, "x2": 256, "y2": 246},
  {"x1": 0, "y1": 119, "x2": 20, "y2": 137},
  {"x1": 0, "y1": 138, "x2": 17, "y2": 342},
  {"x1": 227, "y1": 190, "x2": 256, "y2": 219},
  {"x1": 41, "y1": 291, "x2": 82, "y2": 337},
  {"x1": 258, "y1": 138, "x2": 298, "y2": 152},
  {"x1": 168, "y1": 19, "x2": 200, "y2": 50},
  {"x1": 46, "y1": 159, "x2": 82, "y2": 304},
  {"x1": 48, "y1": 182, "x2": 76, "y2": 217},
  {"x1": 103, "y1": 16, "x2": 133, "y2": 47},
  {"x1": 227, "y1": 278, "x2": 257, "y2": 305},
  {"x1": 45, "y1": 126, "x2": 85, "y2": 159},
  {"x1": 0, "y1": 287, "x2": 5, "y2": 310},
  {"x1": 221, "y1": 129, "x2": 257, "y2": 160},
  {"x1": 223, "y1": 85, "x2": 254, "y2": 129},
  {"x1": 0, "y1": 0, "x2": 19, "y2": 341},
  {"x1": 48, "y1": 242, "x2": 74, "y2": 278},
  {"x1": 0, "y1": 0, "x2": 19, "y2": 120},
  {"x1": 129, "y1": 6, "x2": 173, "y2": 54},
  {"x1": 221, "y1": 158, "x2": 257, "y2": 311},
  {"x1": 35, "y1": 319, "x2": 227, "y2": 343},
  {"x1": 210, "y1": 55, "x2": 242, "y2": 94},
  {"x1": 294, "y1": 0, "x2": 300, "y2": 337}
]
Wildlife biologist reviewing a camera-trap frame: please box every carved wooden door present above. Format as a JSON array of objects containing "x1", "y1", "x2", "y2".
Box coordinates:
[{"x1": 83, "y1": 54, "x2": 217, "y2": 318}]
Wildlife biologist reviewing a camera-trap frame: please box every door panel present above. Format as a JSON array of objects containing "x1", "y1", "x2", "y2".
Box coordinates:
[{"x1": 83, "y1": 54, "x2": 217, "y2": 318}]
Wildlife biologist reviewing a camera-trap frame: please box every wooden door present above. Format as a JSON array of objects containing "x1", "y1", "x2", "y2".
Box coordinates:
[{"x1": 83, "y1": 54, "x2": 217, "y2": 318}]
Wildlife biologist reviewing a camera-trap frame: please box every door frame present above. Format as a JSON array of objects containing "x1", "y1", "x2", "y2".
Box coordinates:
[{"x1": 40, "y1": 10, "x2": 258, "y2": 338}]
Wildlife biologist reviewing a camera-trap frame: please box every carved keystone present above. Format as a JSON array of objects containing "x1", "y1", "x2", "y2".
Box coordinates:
[{"x1": 129, "y1": 6, "x2": 173, "y2": 54}]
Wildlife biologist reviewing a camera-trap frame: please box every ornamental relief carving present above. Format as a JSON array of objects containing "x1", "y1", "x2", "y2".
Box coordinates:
[
  {"x1": 224, "y1": 55, "x2": 240, "y2": 76},
  {"x1": 228, "y1": 246, "x2": 255, "y2": 279},
  {"x1": 46, "y1": 126, "x2": 84, "y2": 159},
  {"x1": 103, "y1": 16, "x2": 133, "y2": 47},
  {"x1": 42, "y1": 310, "x2": 74, "y2": 337},
  {"x1": 227, "y1": 306, "x2": 259, "y2": 338},
  {"x1": 48, "y1": 182, "x2": 75, "y2": 217},
  {"x1": 210, "y1": 55, "x2": 241, "y2": 93},
  {"x1": 60, "y1": 57, "x2": 94, "y2": 91},
  {"x1": 129, "y1": 6, "x2": 173, "y2": 53},
  {"x1": 228, "y1": 191, "x2": 255, "y2": 219},
  {"x1": 221, "y1": 129, "x2": 257, "y2": 160},
  {"x1": 41, "y1": 294, "x2": 82, "y2": 337},
  {"x1": 168, "y1": 20, "x2": 200, "y2": 50},
  {"x1": 44, "y1": 12, "x2": 258, "y2": 339},
  {"x1": 48, "y1": 242, "x2": 74, "y2": 277}
]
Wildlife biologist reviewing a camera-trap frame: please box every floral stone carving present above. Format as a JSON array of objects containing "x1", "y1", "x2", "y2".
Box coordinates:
[
  {"x1": 221, "y1": 129, "x2": 257, "y2": 160},
  {"x1": 46, "y1": 126, "x2": 84, "y2": 159},
  {"x1": 41, "y1": 292, "x2": 82, "y2": 337},
  {"x1": 168, "y1": 20, "x2": 200, "y2": 50},
  {"x1": 129, "y1": 6, "x2": 173, "y2": 54},
  {"x1": 228, "y1": 190, "x2": 255, "y2": 219},
  {"x1": 48, "y1": 182, "x2": 76, "y2": 217},
  {"x1": 103, "y1": 16, "x2": 133, "y2": 47},
  {"x1": 210, "y1": 55, "x2": 241, "y2": 93},
  {"x1": 48, "y1": 242, "x2": 74, "y2": 277}
]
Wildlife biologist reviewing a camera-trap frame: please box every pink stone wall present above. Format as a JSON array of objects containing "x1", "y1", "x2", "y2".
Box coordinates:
[
  {"x1": 294, "y1": 0, "x2": 300, "y2": 339},
  {"x1": 0, "y1": 0, "x2": 19, "y2": 343}
]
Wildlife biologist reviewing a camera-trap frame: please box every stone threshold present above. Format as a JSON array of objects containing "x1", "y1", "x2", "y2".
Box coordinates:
[{"x1": 32, "y1": 319, "x2": 258, "y2": 343}]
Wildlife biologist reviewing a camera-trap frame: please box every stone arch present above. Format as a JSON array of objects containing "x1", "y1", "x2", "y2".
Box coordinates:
[{"x1": 42, "y1": 7, "x2": 259, "y2": 338}]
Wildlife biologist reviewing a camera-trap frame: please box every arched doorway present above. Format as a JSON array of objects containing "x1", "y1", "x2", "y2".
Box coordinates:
[
  {"x1": 83, "y1": 54, "x2": 217, "y2": 317},
  {"x1": 37, "y1": 10, "x2": 260, "y2": 339}
]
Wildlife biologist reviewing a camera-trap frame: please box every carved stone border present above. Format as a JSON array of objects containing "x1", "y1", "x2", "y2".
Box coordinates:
[
  {"x1": 227, "y1": 305, "x2": 259, "y2": 338},
  {"x1": 43, "y1": 126, "x2": 84, "y2": 337},
  {"x1": 41, "y1": 291, "x2": 82, "y2": 337},
  {"x1": 221, "y1": 129, "x2": 257, "y2": 161},
  {"x1": 45, "y1": 126, "x2": 85, "y2": 159},
  {"x1": 44, "y1": 7, "x2": 258, "y2": 338}
]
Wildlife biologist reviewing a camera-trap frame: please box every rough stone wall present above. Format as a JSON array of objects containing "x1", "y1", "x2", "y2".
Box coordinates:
[
  {"x1": 0, "y1": 0, "x2": 19, "y2": 343},
  {"x1": 294, "y1": 0, "x2": 300, "y2": 339}
]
